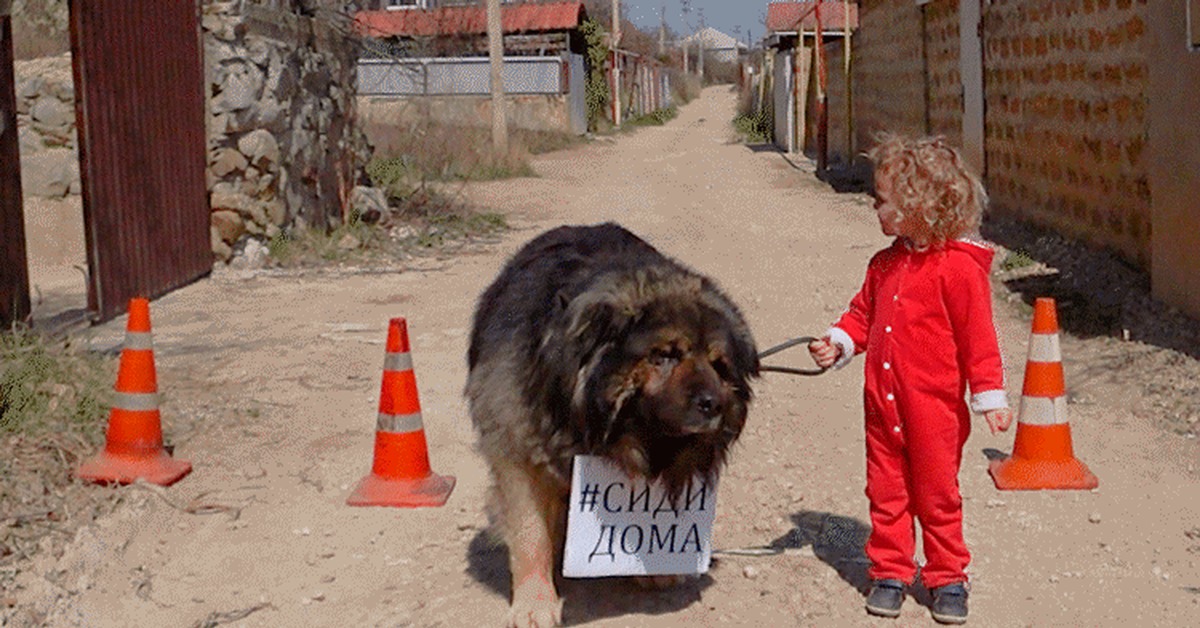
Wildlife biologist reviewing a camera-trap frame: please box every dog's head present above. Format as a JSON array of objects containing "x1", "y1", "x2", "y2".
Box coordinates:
[{"x1": 553, "y1": 266, "x2": 759, "y2": 486}]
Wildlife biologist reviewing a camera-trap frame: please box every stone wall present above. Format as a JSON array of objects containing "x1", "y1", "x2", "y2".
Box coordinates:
[
  {"x1": 203, "y1": 1, "x2": 371, "y2": 261},
  {"x1": 12, "y1": 54, "x2": 77, "y2": 199},
  {"x1": 983, "y1": 0, "x2": 1151, "y2": 267}
]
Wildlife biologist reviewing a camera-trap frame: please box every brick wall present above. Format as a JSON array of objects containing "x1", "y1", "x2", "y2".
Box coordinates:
[
  {"x1": 925, "y1": 1, "x2": 963, "y2": 147},
  {"x1": 1146, "y1": 0, "x2": 1200, "y2": 318},
  {"x1": 853, "y1": 0, "x2": 926, "y2": 149},
  {"x1": 983, "y1": 0, "x2": 1151, "y2": 266}
]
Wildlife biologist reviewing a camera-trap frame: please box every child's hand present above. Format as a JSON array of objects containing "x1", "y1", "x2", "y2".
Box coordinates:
[
  {"x1": 984, "y1": 408, "x2": 1013, "y2": 435},
  {"x1": 808, "y1": 337, "x2": 841, "y2": 369}
]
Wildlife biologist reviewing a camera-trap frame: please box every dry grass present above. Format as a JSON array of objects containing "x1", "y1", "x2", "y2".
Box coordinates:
[
  {"x1": 365, "y1": 121, "x2": 582, "y2": 183},
  {"x1": 0, "y1": 327, "x2": 117, "y2": 594}
]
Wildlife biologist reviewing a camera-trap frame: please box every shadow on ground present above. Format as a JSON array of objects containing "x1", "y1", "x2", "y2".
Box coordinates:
[
  {"x1": 982, "y1": 216, "x2": 1200, "y2": 360},
  {"x1": 466, "y1": 531, "x2": 713, "y2": 626},
  {"x1": 744, "y1": 142, "x2": 783, "y2": 154},
  {"x1": 770, "y1": 510, "x2": 872, "y2": 594},
  {"x1": 770, "y1": 510, "x2": 950, "y2": 609}
]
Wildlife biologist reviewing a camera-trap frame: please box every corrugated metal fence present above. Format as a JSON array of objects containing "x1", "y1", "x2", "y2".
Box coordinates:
[
  {"x1": 70, "y1": 0, "x2": 211, "y2": 323},
  {"x1": 359, "y1": 53, "x2": 586, "y2": 134},
  {"x1": 359, "y1": 55, "x2": 576, "y2": 96}
]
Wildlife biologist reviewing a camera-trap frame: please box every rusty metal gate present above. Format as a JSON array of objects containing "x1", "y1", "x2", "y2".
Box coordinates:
[
  {"x1": 70, "y1": 0, "x2": 210, "y2": 323},
  {"x1": 1, "y1": 6, "x2": 30, "y2": 328}
]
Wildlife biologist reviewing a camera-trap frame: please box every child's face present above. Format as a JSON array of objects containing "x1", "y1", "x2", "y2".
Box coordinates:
[{"x1": 872, "y1": 176, "x2": 903, "y2": 238}]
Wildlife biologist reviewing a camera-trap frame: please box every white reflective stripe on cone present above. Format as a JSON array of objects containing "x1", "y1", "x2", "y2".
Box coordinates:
[
  {"x1": 1017, "y1": 395, "x2": 1068, "y2": 426},
  {"x1": 377, "y1": 412, "x2": 424, "y2": 434},
  {"x1": 122, "y1": 331, "x2": 154, "y2": 351},
  {"x1": 1026, "y1": 333, "x2": 1061, "y2": 364},
  {"x1": 112, "y1": 392, "x2": 160, "y2": 412},
  {"x1": 383, "y1": 352, "x2": 414, "y2": 372}
]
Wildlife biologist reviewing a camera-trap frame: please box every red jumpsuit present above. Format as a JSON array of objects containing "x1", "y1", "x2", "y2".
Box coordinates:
[{"x1": 828, "y1": 238, "x2": 1007, "y2": 589}]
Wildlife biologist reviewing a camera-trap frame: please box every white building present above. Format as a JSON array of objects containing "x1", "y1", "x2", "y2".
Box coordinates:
[{"x1": 682, "y1": 27, "x2": 746, "y2": 64}]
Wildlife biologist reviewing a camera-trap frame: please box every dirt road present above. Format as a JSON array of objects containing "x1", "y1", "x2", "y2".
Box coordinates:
[{"x1": 9, "y1": 87, "x2": 1199, "y2": 627}]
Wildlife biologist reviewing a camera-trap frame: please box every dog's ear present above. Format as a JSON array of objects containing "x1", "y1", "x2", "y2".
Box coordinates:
[{"x1": 564, "y1": 292, "x2": 631, "y2": 362}]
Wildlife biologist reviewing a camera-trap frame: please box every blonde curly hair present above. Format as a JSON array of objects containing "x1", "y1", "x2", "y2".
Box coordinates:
[{"x1": 867, "y1": 134, "x2": 987, "y2": 245}]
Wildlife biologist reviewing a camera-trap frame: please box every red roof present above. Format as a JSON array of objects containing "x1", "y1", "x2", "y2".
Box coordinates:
[
  {"x1": 355, "y1": 2, "x2": 586, "y2": 38},
  {"x1": 766, "y1": 2, "x2": 858, "y2": 33}
]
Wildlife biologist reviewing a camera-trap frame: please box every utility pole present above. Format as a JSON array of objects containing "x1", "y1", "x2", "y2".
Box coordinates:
[
  {"x1": 658, "y1": 2, "x2": 666, "y2": 57},
  {"x1": 697, "y1": 9, "x2": 705, "y2": 80},
  {"x1": 487, "y1": 0, "x2": 507, "y2": 154},
  {"x1": 611, "y1": 0, "x2": 621, "y2": 126},
  {"x1": 844, "y1": 0, "x2": 853, "y2": 158}
]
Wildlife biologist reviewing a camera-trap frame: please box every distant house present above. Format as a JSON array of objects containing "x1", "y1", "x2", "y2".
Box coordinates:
[
  {"x1": 361, "y1": 1, "x2": 507, "y2": 10},
  {"x1": 682, "y1": 27, "x2": 747, "y2": 64},
  {"x1": 356, "y1": 0, "x2": 586, "y2": 57},
  {"x1": 353, "y1": 1, "x2": 589, "y2": 134},
  {"x1": 761, "y1": 2, "x2": 858, "y2": 156}
]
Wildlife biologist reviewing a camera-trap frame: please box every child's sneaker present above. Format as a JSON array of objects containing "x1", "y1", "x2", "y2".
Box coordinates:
[
  {"x1": 864, "y1": 579, "x2": 905, "y2": 618},
  {"x1": 930, "y1": 582, "x2": 968, "y2": 624}
]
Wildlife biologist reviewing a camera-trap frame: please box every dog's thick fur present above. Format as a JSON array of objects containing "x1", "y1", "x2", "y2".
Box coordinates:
[{"x1": 466, "y1": 223, "x2": 759, "y2": 627}]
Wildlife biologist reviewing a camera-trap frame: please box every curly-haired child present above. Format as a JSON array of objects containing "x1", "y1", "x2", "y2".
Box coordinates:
[{"x1": 808, "y1": 134, "x2": 1013, "y2": 624}]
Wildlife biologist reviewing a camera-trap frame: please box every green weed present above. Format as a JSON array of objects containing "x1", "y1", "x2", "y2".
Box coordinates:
[
  {"x1": 1001, "y1": 249, "x2": 1037, "y2": 271},
  {"x1": 733, "y1": 112, "x2": 771, "y2": 144},
  {"x1": 0, "y1": 327, "x2": 112, "y2": 438}
]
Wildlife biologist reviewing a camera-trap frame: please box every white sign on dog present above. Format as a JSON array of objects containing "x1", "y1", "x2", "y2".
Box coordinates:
[{"x1": 562, "y1": 455, "x2": 718, "y2": 578}]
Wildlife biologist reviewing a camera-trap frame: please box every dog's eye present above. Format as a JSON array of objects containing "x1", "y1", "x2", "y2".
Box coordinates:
[
  {"x1": 711, "y1": 357, "x2": 734, "y2": 381},
  {"x1": 648, "y1": 348, "x2": 681, "y2": 366}
]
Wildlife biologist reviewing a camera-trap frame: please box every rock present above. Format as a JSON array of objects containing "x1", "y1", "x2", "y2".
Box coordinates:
[
  {"x1": 18, "y1": 126, "x2": 44, "y2": 155},
  {"x1": 351, "y1": 186, "x2": 388, "y2": 222},
  {"x1": 210, "y1": 147, "x2": 249, "y2": 177},
  {"x1": 211, "y1": 210, "x2": 246, "y2": 244},
  {"x1": 29, "y1": 95, "x2": 74, "y2": 129},
  {"x1": 237, "y1": 129, "x2": 280, "y2": 170},
  {"x1": 337, "y1": 233, "x2": 361, "y2": 251},
  {"x1": 242, "y1": 465, "x2": 267, "y2": 479},
  {"x1": 1088, "y1": 512, "x2": 1102, "y2": 524},
  {"x1": 20, "y1": 149, "x2": 78, "y2": 198},
  {"x1": 229, "y1": 238, "x2": 269, "y2": 270},
  {"x1": 265, "y1": 199, "x2": 287, "y2": 226},
  {"x1": 211, "y1": 226, "x2": 233, "y2": 261},
  {"x1": 210, "y1": 189, "x2": 256, "y2": 214},
  {"x1": 213, "y1": 61, "x2": 265, "y2": 113},
  {"x1": 16, "y1": 75, "x2": 45, "y2": 103}
]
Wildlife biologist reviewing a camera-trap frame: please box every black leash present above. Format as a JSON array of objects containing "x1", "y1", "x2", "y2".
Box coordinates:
[{"x1": 757, "y1": 336, "x2": 828, "y2": 376}]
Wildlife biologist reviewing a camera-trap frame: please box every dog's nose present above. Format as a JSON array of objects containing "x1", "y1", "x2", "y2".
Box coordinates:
[{"x1": 693, "y1": 392, "x2": 722, "y2": 418}]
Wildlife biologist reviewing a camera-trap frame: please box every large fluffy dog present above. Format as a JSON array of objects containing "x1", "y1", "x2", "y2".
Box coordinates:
[{"x1": 466, "y1": 223, "x2": 759, "y2": 627}]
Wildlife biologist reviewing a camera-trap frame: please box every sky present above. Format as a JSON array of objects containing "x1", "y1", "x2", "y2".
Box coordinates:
[{"x1": 620, "y1": 1, "x2": 768, "y2": 47}]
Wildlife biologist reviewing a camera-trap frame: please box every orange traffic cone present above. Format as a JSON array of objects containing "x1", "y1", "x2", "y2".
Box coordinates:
[
  {"x1": 346, "y1": 318, "x2": 455, "y2": 507},
  {"x1": 76, "y1": 298, "x2": 192, "y2": 486},
  {"x1": 989, "y1": 297, "x2": 1098, "y2": 490}
]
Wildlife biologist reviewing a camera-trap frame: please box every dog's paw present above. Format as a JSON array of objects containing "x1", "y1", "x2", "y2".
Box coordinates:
[
  {"x1": 632, "y1": 574, "x2": 690, "y2": 590},
  {"x1": 507, "y1": 576, "x2": 562, "y2": 628}
]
